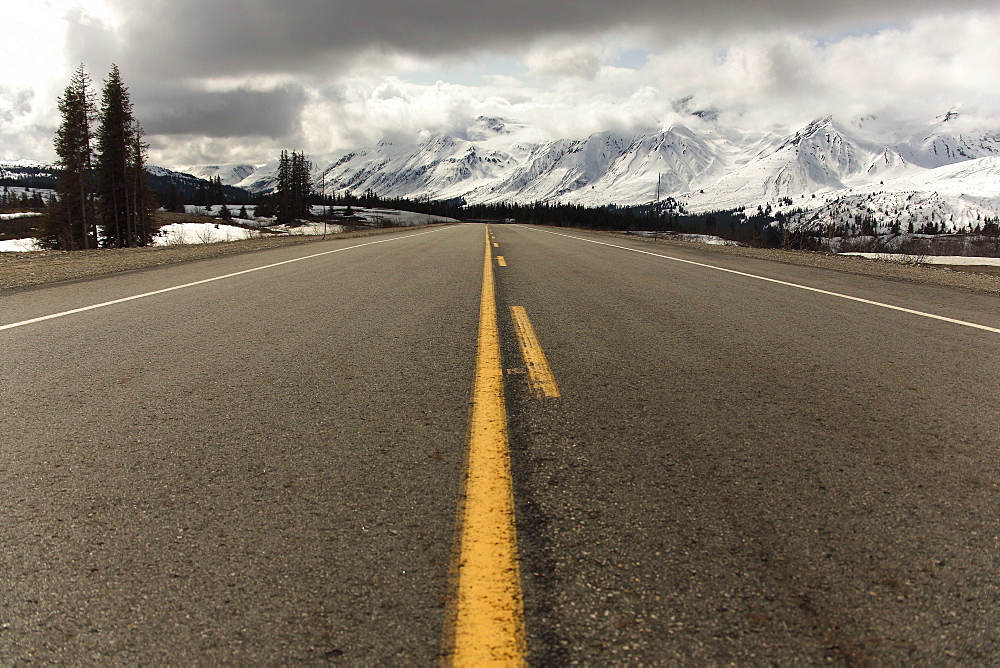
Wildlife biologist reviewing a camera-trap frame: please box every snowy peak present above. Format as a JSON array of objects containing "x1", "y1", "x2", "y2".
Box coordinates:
[
  {"x1": 190, "y1": 112, "x2": 1000, "y2": 231},
  {"x1": 466, "y1": 116, "x2": 510, "y2": 141},
  {"x1": 906, "y1": 131, "x2": 1000, "y2": 168},
  {"x1": 178, "y1": 163, "x2": 264, "y2": 187},
  {"x1": 306, "y1": 123, "x2": 731, "y2": 207}
]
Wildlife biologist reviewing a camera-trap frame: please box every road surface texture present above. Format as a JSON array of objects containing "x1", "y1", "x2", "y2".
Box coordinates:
[{"x1": 2, "y1": 223, "x2": 998, "y2": 663}]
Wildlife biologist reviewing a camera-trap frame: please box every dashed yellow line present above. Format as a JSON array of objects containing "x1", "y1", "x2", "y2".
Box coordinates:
[
  {"x1": 446, "y1": 226, "x2": 526, "y2": 665},
  {"x1": 509, "y1": 306, "x2": 560, "y2": 398},
  {"x1": 497, "y1": 256, "x2": 507, "y2": 267},
  {"x1": 494, "y1": 242, "x2": 500, "y2": 248}
]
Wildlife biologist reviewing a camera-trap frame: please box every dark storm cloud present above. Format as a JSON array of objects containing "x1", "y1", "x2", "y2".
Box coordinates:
[
  {"x1": 93, "y1": 0, "x2": 986, "y2": 79},
  {"x1": 136, "y1": 84, "x2": 308, "y2": 138}
]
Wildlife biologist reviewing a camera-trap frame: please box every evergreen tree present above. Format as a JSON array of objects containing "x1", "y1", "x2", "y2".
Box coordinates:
[
  {"x1": 49, "y1": 64, "x2": 97, "y2": 250},
  {"x1": 95, "y1": 64, "x2": 154, "y2": 247},
  {"x1": 210, "y1": 175, "x2": 224, "y2": 205},
  {"x1": 290, "y1": 151, "x2": 305, "y2": 219},
  {"x1": 275, "y1": 150, "x2": 290, "y2": 223},
  {"x1": 130, "y1": 120, "x2": 157, "y2": 246},
  {"x1": 165, "y1": 183, "x2": 184, "y2": 213},
  {"x1": 275, "y1": 150, "x2": 313, "y2": 223}
]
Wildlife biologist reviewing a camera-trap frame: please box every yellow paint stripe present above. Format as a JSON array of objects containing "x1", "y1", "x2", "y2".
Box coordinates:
[
  {"x1": 447, "y1": 227, "x2": 526, "y2": 665},
  {"x1": 509, "y1": 306, "x2": 560, "y2": 398},
  {"x1": 493, "y1": 242, "x2": 500, "y2": 247},
  {"x1": 497, "y1": 256, "x2": 507, "y2": 267}
]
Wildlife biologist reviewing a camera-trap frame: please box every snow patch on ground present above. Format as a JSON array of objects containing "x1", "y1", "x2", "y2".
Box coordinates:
[
  {"x1": 154, "y1": 223, "x2": 258, "y2": 245},
  {"x1": 0, "y1": 238, "x2": 42, "y2": 252},
  {"x1": 0, "y1": 212, "x2": 43, "y2": 220},
  {"x1": 628, "y1": 231, "x2": 742, "y2": 246},
  {"x1": 839, "y1": 252, "x2": 1000, "y2": 266},
  {"x1": 183, "y1": 204, "x2": 257, "y2": 218},
  {"x1": 269, "y1": 222, "x2": 347, "y2": 236}
]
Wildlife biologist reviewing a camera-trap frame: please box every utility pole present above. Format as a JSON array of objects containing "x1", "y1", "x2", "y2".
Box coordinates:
[
  {"x1": 653, "y1": 173, "x2": 662, "y2": 240},
  {"x1": 322, "y1": 169, "x2": 327, "y2": 239}
]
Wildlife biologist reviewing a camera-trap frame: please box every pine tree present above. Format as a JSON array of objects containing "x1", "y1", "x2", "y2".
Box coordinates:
[
  {"x1": 275, "y1": 150, "x2": 290, "y2": 223},
  {"x1": 298, "y1": 152, "x2": 314, "y2": 217},
  {"x1": 130, "y1": 120, "x2": 157, "y2": 246},
  {"x1": 50, "y1": 64, "x2": 97, "y2": 250},
  {"x1": 95, "y1": 64, "x2": 154, "y2": 247},
  {"x1": 274, "y1": 150, "x2": 314, "y2": 223},
  {"x1": 209, "y1": 176, "x2": 224, "y2": 205},
  {"x1": 165, "y1": 183, "x2": 183, "y2": 213}
]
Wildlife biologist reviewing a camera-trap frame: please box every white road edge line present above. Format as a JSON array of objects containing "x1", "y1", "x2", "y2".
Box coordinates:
[
  {"x1": 526, "y1": 226, "x2": 1000, "y2": 335},
  {"x1": 1, "y1": 228, "x2": 445, "y2": 332}
]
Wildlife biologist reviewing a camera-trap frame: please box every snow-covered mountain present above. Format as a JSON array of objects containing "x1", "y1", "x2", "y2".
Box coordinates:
[
  {"x1": 175, "y1": 163, "x2": 265, "y2": 187},
  {"x1": 1, "y1": 159, "x2": 58, "y2": 182},
  {"x1": 677, "y1": 114, "x2": 1000, "y2": 232},
  {"x1": 220, "y1": 114, "x2": 994, "y2": 223},
  {"x1": 241, "y1": 112, "x2": 995, "y2": 233},
  {"x1": 14, "y1": 112, "x2": 997, "y2": 235},
  {"x1": 303, "y1": 117, "x2": 729, "y2": 207}
]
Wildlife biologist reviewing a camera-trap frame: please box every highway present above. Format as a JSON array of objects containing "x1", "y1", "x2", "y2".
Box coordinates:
[{"x1": 2, "y1": 223, "x2": 998, "y2": 663}]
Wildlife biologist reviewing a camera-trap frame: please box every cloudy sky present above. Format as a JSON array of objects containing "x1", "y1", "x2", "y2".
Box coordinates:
[{"x1": 2, "y1": 0, "x2": 998, "y2": 168}]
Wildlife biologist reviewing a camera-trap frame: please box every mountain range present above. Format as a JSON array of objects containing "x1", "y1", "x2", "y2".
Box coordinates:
[
  {"x1": 183, "y1": 112, "x2": 1000, "y2": 233},
  {"x1": 8, "y1": 112, "x2": 1000, "y2": 235}
]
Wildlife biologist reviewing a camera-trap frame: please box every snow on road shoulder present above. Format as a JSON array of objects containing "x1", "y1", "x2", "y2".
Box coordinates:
[
  {"x1": 154, "y1": 222, "x2": 257, "y2": 245},
  {"x1": 269, "y1": 222, "x2": 346, "y2": 236},
  {"x1": 627, "y1": 231, "x2": 742, "y2": 246},
  {"x1": 840, "y1": 252, "x2": 1000, "y2": 266},
  {"x1": 0, "y1": 238, "x2": 42, "y2": 252}
]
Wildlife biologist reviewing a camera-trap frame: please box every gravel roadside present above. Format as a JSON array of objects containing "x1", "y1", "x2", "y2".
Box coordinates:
[
  {"x1": 597, "y1": 230, "x2": 1000, "y2": 296},
  {"x1": 0, "y1": 226, "x2": 443, "y2": 292},
  {"x1": 2, "y1": 223, "x2": 999, "y2": 296}
]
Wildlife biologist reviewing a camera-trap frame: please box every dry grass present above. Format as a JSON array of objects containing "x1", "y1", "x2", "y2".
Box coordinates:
[
  {"x1": 0, "y1": 224, "x2": 453, "y2": 291},
  {"x1": 571, "y1": 227, "x2": 1000, "y2": 296}
]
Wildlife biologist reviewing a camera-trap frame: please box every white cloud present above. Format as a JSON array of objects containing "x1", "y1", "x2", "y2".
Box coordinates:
[
  {"x1": 4, "y1": 2, "x2": 998, "y2": 167},
  {"x1": 639, "y1": 13, "x2": 1000, "y2": 130},
  {"x1": 525, "y1": 44, "x2": 603, "y2": 80}
]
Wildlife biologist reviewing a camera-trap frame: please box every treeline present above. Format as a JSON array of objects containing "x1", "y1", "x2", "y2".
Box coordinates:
[
  {"x1": 41, "y1": 64, "x2": 156, "y2": 250},
  {"x1": 0, "y1": 168, "x2": 58, "y2": 191},
  {"x1": 1, "y1": 188, "x2": 47, "y2": 212},
  {"x1": 160, "y1": 175, "x2": 255, "y2": 212},
  {"x1": 303, "y1": 189, "x2": 651, "y2": 230}
]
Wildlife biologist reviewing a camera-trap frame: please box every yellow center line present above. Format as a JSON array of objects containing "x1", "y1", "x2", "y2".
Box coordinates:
[
  {"x1": 509, "y1": 307, "x2": 560, "y2": 398},
  {"x1": 494, "y1": 242, "x2": 500, "y2": 248},
  {"x1": 446, "y1": 226, "x2": 526, "y2": 665},
  {"x1": 497, "y1": 256, "x2": 507, "y2": 267}
]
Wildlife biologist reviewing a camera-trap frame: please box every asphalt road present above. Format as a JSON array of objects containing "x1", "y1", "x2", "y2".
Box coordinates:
[{"x1": 2, "y1": 223, "x2": 998, "y2": 663}]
